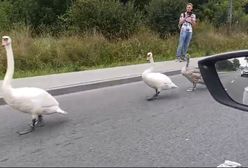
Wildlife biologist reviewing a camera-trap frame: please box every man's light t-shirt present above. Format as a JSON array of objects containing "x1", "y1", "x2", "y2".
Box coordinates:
[{"x1": 180, "y1": 12, "x2": 196, "y2": 32}]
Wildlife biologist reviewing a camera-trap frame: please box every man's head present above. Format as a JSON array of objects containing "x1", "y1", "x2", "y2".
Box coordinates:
[{"x1": 186, "y1": 3, "x2": 193, "y2": 13}]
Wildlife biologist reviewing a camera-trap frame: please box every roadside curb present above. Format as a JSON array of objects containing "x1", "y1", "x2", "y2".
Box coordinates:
[{"x1": 0, "y1": 70, "x2": 181, "y2": 106}]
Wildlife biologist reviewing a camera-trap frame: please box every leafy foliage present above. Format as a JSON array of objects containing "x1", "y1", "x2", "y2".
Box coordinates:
[
  {"x1": 146, "y1": 0, "x2": 186, "y2": 37},
  {"x1": 216, "y1": 60, "x2": 236, "y2": 71},
  {"x1": 0, "y1": 0, "x2": 247, "y2": 77},
  {"x1": 0, "y1": 0, "x2": 72, "y2": 34},
  {"x1": 68, "y1": 0, "x2": 142, "y2": 39},
  {"x1": 0, "y1": 0, "x2": 246, "y2": 36}
]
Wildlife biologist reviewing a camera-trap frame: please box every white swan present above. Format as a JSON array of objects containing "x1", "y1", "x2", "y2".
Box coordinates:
[
  {"x1": 181, "y1": 54, "x2": 204, "y2": 91},
  {"x1": 1, "y1": 36, "x2": 67, "y2": 135},
  {"x1": 142, "y1": 52, "x2": 178, "y2": 101}
]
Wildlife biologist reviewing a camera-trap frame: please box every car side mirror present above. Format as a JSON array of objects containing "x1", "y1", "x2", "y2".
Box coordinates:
[{"x1": 198, "y1": 50, "x2": 248, "y2": 112}]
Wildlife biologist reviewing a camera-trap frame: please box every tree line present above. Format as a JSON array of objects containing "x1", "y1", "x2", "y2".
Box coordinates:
[{"x1": 0, "y1": 0, "x2": 247, "y2": 39}]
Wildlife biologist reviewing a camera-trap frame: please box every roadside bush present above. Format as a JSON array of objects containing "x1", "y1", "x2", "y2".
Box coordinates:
[
  {"x1": 0, "y1": 23, "x2": 248, "y2": 79},
  {"x1": 146, "y1": 0, "x2": 185, "y2": 38},
  {"x1": 0, "y1": 1, "x2": 13, "y2": 31},
  {"x1": 68, "y1": 0, "x2": 142, "y2": 39}
]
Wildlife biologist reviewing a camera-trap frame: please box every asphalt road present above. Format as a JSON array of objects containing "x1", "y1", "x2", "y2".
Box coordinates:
[
  {"x1": 218, "y1": 70, "x2": 248, "y2": 103},
  {"x1": 0, "y1": 74, "x2": 248, "y2": 167}
]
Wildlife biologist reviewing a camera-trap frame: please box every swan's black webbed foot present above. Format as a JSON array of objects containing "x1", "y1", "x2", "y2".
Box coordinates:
[
  {"x1": 147, "y1": 95, "x2": 158, "y2": 101},
  {"x1": 16, "y1": 126, "x2": 34, "y2": 135},
  {"x1": 29, "y1": 115, "x2": 44, "y2": 127},
  {"x1": 35, "y1": 115, "x2": 45, "y2": 127},
  {"x1": 187, "y1": 83, "x2": 196, "y2": 92},
  {"x1": 17, "y1": 118, "x2": 36, "y2": 135},
  {"x1": 147, "y1": 90, "x2": 160, "y2": 101}
]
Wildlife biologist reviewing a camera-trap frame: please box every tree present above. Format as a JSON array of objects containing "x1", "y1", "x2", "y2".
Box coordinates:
[
  {"x1": 200, "y1": 0, "x2": 248, "y2": 27},
  {"x1": 233, "y1": 58, "x2": 240, "y2": 70},
  {"x1": 121, "y1": 0, "x2": 151, "y2": 11},
  {"x1": 245, "y1": 57, "x2": 248, "y2": 67},
  {"x1": 8, "y1": 0, "x2": 72, "y2": 30},
  {"x1": 69, "y1": 0, "x2": 142, "y2": 39},
  {"x1": 216, "y1": 60, "x2": 235, "y2": 71},
  {"x1": 0, "y1": 0, "x2": 12, "y2": 30},
  {"x1": 146, "y1": 0, "x2": 185, "y2": 37}
]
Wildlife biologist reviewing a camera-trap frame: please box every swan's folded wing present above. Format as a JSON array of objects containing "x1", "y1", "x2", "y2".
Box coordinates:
[
  {"x1": 187, "y1": 66, "x2": 200, "y2": 73},
  {"x1": 192, "y1": 68, "x2": 201, "y2": 73},
  {"x1": 191, "y1": 72, "x2": 205, "y2": 83},
  {"x1": 13, "y1": 87, "x2": 59, "y2": 107},
  {"x1": 192, "y1": 72, "x2": 201, "y2": 78},
  {"x1": 146, "y1": 73, "x2": 173, "y2": 84}
]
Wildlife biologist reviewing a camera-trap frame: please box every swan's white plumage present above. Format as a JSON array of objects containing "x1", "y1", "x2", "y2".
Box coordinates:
[
  {"x1": 142, "y1": 52, "x2": 178, "y2": 92},
  {"x1": 3, "y1": 87, "x2": 66, "y2": 115},
  {"x1": 181, "y1": 55, "x2": 204, "y2": 85},
  {"x1": 142, "y1": 72, "x2": 177, "y2": 90},
  {"x1": 1, "y1": 36, "x2": 67, "y2": 120}
]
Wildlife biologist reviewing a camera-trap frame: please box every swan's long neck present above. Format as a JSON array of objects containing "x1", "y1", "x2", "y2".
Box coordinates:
[
  {"x1": 142, "y1": 57, "x2": 155, "y2": 75},
  {"x1": 2, "y1": 44, "x2": 14, "y2": 90},
  {"x1": 186, "y1": 58, "x2": 189, "y2": 68}
]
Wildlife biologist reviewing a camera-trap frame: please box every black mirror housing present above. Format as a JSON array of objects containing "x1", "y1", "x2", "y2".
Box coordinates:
[{"x1": 198, "y1": 50, "x2": 248, "y2": 112}]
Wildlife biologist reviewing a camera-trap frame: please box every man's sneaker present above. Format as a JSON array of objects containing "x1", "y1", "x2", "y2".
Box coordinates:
[
  {"x1": 180, "y1": 56, "x2": 186, "y2": 61},
  {"x1": 177, "y1": 58, "x2": 183, "y2": 62}
]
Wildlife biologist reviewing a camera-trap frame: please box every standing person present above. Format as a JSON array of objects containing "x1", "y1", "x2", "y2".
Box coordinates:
[{"x1": 176, "y1": 3, "x2": 196, "y2": 62}]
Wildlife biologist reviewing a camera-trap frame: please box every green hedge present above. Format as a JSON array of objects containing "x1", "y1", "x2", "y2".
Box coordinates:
[
  {"x1": 146, "y1": 0, "x2": 186, "y2": 37},
  {"x1": 68, "y1": 0, "x2": 142, "y2": 39}
]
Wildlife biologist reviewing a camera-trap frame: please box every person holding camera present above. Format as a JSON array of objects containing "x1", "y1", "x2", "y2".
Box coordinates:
[{"x1": 176, "y1": 3, "x2": 196, "y2": 62}]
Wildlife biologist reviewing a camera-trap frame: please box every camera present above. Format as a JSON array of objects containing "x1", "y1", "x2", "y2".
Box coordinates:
[{"x1": 187, "y1": 11, "x2": 192, "y2": 16}]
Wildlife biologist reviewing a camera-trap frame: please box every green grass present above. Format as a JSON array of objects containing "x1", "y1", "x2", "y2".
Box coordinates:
[{"x1": 0, "y1": 23, "x2": 248, "y2": 79}]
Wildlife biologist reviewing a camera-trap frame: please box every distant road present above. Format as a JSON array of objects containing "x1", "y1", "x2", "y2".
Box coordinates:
[{"x1": 218, "y1": 70, "x2": 248, "y2": 103}]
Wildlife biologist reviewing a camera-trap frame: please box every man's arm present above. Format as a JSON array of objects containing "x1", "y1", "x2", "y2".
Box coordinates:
[
  {"x1": 191, "y1": 14, "x2": 196, "y2": 27},
  {"x1": 186, "y1": 14, "x2": 196, "y2": 27},
  {"x1": 179, "y1": 13, "x2": 186, "y2": 25}
]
